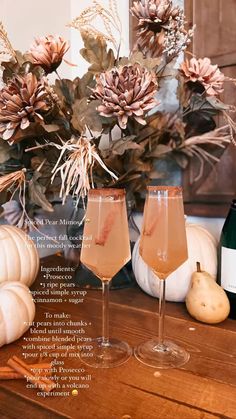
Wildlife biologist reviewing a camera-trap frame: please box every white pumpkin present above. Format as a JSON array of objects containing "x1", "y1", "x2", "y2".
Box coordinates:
[
  {"x1": 0, "y1": 225, "x2": 39, "y2": 287},
  {"x1": 132, "y1": 224, "x2": 218, "y2": 302},
  {"x1": 0, "y1": 281, "x2": 35, "y2": 347}
]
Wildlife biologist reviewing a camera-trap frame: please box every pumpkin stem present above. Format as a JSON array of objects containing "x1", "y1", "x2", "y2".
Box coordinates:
[{"x1": 196, "y1": 261, "x2": 201, "y2": 272}]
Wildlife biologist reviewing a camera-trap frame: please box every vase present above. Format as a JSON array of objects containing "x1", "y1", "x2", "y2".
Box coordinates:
[{"x1": 151, "y1": 156, "x2": 182, "y2": 187}]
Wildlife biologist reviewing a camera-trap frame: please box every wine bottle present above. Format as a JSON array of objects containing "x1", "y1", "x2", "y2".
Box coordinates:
[{"x1": 219, "y1": 199, "x2": 236, "y2": 319}]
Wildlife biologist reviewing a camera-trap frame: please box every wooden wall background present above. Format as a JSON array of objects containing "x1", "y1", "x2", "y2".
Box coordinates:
[
  {"x1": 129, "y1": 0, "x2": 236, "y2": 217},
  {"x1": 184, "y1": 0, "x2": 236, "y2": 217}
]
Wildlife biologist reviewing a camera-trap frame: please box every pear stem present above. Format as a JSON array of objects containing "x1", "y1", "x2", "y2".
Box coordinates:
[{"x1": 196, "y1": 261, "x2": 201, "y2": 272}]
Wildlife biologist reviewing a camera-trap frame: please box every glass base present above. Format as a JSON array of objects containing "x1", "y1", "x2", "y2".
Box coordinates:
[
  {"x1": 134, "y1": 339, "x2": 190, "y2": 369},
  {"x1": 79, "y1": 337, "x2": 132, "y2": 368}
]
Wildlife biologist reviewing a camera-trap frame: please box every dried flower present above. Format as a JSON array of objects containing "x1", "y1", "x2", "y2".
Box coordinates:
[
  {"x1": 150, "y1": 112, "x2": 186, "y2": 146},
  {"x1": 0, "y1": 21, "x2": 16, "y2": 62},
  {"x1": 90, "y1": 63, "x2": 158, "y2": 129},
  {"x1": 222, "y1": 110, "x2": 236, "y2": 146},
  {"x1": 69, "y1": 0, "x2": 122, "y2": 52},
  {"x1": 131, "y1": 0, "x2": 193, "y2": 58},
  {"x1": 0, "y1": 169, "x2": 26, "y2": 193},
  {"x1": 31, "y1": 136, "x2": 118, "y2": 203},
  {"x1": 180, "y1": 57, "x2": 225, "y2": 96},
  {"x1": 0, "y1": 73, "x2": 52, "y2": 143},
  {"x1": 0, "y1": 0, "x2": 234, "y2": 224},
  {"x1": 179, "y1": 125, "x2": 231, "y2": 181},
  {"x1": 28, "y1": 35, "x2": 69, "y2": 74}
]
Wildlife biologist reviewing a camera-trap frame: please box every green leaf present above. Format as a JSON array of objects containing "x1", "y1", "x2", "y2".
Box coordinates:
[{"x1": 80, "y1": 32, "x2": 115, "y2": 74}]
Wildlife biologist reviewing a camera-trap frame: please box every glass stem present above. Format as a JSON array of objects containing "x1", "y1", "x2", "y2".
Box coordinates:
[
  {"x1": 158, "y1": 279, "x2": 166, "y2": 348},
  {"x1": 102, "y1": 280, "x2": 110, "y2": 346}
]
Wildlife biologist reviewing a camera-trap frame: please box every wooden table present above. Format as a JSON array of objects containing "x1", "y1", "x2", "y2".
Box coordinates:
[{"x1": 0, "y1": 256, "x2": 236, "y2": 419}]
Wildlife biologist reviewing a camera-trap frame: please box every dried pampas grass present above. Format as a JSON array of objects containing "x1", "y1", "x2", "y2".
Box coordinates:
[
  {"x1": 180, "y1": 126, "x2": 232, "y2": 182},
  {"x1": 27, "y1": 136, "x2": 118, "y2": 204}
]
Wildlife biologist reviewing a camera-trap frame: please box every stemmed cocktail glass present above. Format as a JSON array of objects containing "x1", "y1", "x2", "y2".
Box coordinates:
[
  {"x1": 134, "y1": 186, "x2": 190, "y2": 369},
  {"x1": 80, "y1": 188, "x2": 132, "y2": 368}
]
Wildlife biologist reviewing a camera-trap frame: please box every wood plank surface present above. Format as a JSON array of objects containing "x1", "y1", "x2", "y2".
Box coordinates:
[
  {"x1": 183, "y1": 0, "x2": 236, "y2": 216},
  {"x1": 0, "y1": 256, "x2": 236, "y2": 419}
]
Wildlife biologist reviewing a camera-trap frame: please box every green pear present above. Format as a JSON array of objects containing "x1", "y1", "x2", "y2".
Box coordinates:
[{"x1": 186, "y1": 262, "x2": 230, "y2": 324}]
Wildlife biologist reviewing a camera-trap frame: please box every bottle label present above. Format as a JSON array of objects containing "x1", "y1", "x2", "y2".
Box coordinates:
[{"x1": 221, "y1": 246, "x2": 236, "y2": 293}]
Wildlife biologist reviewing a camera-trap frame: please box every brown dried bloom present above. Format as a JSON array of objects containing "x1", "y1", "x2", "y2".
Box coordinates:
[
  {"x1": 131, "y1": 0, "x2": 194, "y2": 58},
  {"x1": 0, "y1": 73, "x2": 52, "y2": 143},
  {"x1": 28, "y1": 35, "x2": 69, "y2": 74},
  {"x1": 180, "y1": 57, "x2": 225, "y2": 96},
  {"x1": 91, "y1": 63, "x2": 158, "y2": 129}
]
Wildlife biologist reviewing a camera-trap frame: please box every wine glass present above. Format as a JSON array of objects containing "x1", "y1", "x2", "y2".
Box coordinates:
[
  {"x1": 80, "y1": 188, "x2": 132, "y2": 368},
  {"x1": 134, "y1": 186, "x2": 190, "y2": 369}
]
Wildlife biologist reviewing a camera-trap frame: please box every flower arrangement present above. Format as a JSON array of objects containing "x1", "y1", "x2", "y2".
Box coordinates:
[{"x1": 0, "y1": 0, "x2": 235, "y2": 230}]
